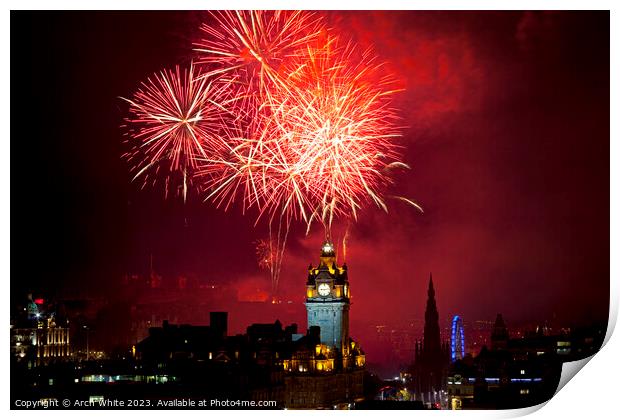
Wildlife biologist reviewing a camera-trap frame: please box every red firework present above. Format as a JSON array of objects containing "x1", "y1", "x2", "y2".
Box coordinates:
[
  {"x1": 193, "y1": 10, "x2": 326, "y2": 131},
  {"x1": 201, "y1": 36, "x2": 413, "y2": 232},
  {"x1": 271, "y1": 38, "x2": 406, "y2": 227},
  {"x1": 121, "y1": 63, "x2": 237, "y2": 200},
  {"x1": 255, "y1": 233, "x2": 289, "y2": 298},
  {"x1": 256, "y1": 239, "x2": 274, "y2": 270},
  {"x1": 194, "y1": 10, "x2": 325, "y2": 86},
  {"x1": 122, "y1": 12, "x2": 420, "y2": 295}
]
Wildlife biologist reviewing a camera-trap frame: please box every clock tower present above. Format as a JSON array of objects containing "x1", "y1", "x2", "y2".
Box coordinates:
[{"x1": 305, "y1": 241, "x2": 350, "y2": 350}]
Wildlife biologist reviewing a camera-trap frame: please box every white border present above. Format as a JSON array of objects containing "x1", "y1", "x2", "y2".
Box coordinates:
[{"x1": 3, "y1": 1, "x2": 617, "y2": 419}]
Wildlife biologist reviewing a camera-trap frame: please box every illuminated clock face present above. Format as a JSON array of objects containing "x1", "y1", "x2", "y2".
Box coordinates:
[{"x1": 318, "y1": 283, "x2": 331, "y2": 297}]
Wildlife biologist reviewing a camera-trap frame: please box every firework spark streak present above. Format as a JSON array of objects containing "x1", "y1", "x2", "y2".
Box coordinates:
[
  {"x1": 193, "y1": 11, "x2": 326, "y2": 133},
  {"x1": 342, "y1": 223, "x2": 350, "y2": 262},
  {"x1": 194, "y1": 11, "x2": 325, "y2": 88},
  {"x1": 121, "y1": 63, "x2": 237, "y2": 201},
  {"x1": 255, "y1": 231, "x2": 288, "y2": 299}
]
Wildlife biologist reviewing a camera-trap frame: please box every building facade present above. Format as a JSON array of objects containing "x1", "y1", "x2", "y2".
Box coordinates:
[
  {"x1": 283, "y1": 241, "x2": 365, "y2": 408},
  {"x1": 11, "y1": 295, "x2": 71, "y2": 368},
  {"x1": 305, "y1": 241, "x2": 350, "y2": 350},
  {"x1": 132, "y1": 242, "x2": 366, "y2": 408}
]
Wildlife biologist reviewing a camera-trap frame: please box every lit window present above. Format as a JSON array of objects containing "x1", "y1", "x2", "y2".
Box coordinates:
[
  {"x1": 520, "y1": 389, "x2": 530, "y2": 395},
  {"x1": 520, "y1": 369, "x2": 525, "y2": 375}
]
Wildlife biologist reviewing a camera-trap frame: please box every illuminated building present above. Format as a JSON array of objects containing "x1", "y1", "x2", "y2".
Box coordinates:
[
  {"x1": 130, "y1": 240, "x2": 370, "y2": 410},
  {"x1": 305, "y1": 241, "x2": 349, "y2": 349},
  {"x1": 136, "y1": 313, "x2": 288, "y2": 403},
  {"x1": 134, "y1": 308, "x2": 364, "y2": 407},
  {"x1": 282, "y1": 241, "x2": 365, "y2": 408},
  {"x1": 446, "y1": 349, "x2": 559, "y2": 409},
  {"x1": 446, "y1": 372, "x2": 475, "y2": 410},
  {"x1": 10, "y1": 294, "x2": 71, "y2": 368},
  {"x1": 11, "y1": 313, "x2": 71, "y2": 367},
  {"x1": 445, "y1": 317, "x2": 605, "y2": 409},
  {"x1": 11, "y1": 244, "x2": 367, "y2": 408},
  {"x1": 26, "y1": 293, "x2": 40, "y2": 320}
]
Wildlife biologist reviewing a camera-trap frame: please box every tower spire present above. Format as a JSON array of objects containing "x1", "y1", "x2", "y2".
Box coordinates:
[
  {"x1": 428, "y1": 273, "x2": 435, "y2": 298},
  {"x1": 423, "y1": 273, "x2": 441, "y2": 354},
  {"x1": 412, "y1": 273, "x2": 447, "y2": 396}
]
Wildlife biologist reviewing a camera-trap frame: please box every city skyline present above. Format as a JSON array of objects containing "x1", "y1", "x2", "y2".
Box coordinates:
[
  {"x1": 12, "y1": 11, "x2": 609, "y2": 329},
  {"x1": 11, "y1": 242, "x2": 606, "y2": 409}
]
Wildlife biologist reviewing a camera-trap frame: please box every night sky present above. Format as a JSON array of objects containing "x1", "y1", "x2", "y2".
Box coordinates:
[{"x1": 11, "y1": 11, "x2": 609, "y2": 339}]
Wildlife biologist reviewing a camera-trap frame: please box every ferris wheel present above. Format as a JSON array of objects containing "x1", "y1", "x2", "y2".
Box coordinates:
[{"x1": 451, "y1": 315, "x2": 465, "y2": 362}]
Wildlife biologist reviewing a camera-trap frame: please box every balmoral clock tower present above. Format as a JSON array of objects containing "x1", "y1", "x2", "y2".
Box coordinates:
[{"x1": 305, "y1": 241, "x2": 350, "y2": 350}]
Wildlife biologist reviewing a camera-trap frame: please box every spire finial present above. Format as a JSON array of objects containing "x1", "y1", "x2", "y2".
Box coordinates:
[{"x1": 428, "y1": 273, "x2": 435, "y2": 297}]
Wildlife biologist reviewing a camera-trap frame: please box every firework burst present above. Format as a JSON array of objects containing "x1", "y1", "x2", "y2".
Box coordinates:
[
  {"x1": 273, "y1": 39, "x2": 406, "y2": 229},
  {"x1": 122, "y1": 12, "x2": 420, "y2": 296},
  {"x1": 256, "y1": 239, "x2": 274, "y2": 270},
  {"x1": 193, "y1": 10, "x2": 326, "y2": 131},
  {"x1": 255, "y1": 235, "x2": 288, "y2": 299},
  {"x1": 121, "y1": 63, "x2": 237, "y2": 201}
]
